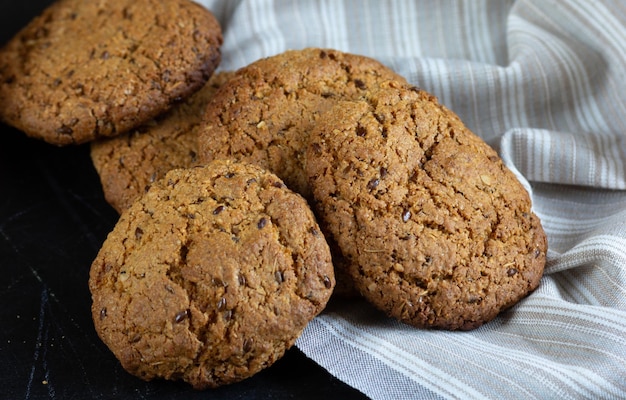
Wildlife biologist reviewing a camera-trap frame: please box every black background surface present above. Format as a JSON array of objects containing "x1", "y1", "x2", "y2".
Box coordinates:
[{"x1": 0, "y1": 2, "x2": 366, "y2": 399}]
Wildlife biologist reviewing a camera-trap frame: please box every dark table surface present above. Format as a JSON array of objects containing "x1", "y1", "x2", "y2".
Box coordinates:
[{"x1": 0, "y1": 2, "x2": 366, "y2": 399}]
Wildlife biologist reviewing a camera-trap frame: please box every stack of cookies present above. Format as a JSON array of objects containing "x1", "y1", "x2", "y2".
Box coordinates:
[{"x1": 0, "y1": 0, "x2": 547, "y2": 391}]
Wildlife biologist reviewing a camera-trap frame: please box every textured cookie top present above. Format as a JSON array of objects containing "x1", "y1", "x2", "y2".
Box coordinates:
[
  {"x1": 91, "y1": 71, "x2": 234, "y2": 214},
  {"x1": 0, "y1": 0, "x2": 222, "y2": 145},
  {"x1": 306, "y1": 82, "x2": 547, "y2": 330},
  {"x1": 197, "y1": 48, "x2": 408, "y2": 198},
  {"x1": 89, "y1": 160, "x2": 334, "y2": 389}
]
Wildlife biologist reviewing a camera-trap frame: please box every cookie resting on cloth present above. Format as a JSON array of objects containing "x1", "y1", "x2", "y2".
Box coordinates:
[
  {"x1": 88, "y1": 160, "x2": 335, "y2": 389},
  {"x1": 90, "y1": 71, "x2": 234, "y2": 214},
  {"x1": 0, "y1": 0, "x2": 222, "y2": 145},
  {"x1": 305, "y1": 82, "x2": 547, "y2": 331}
]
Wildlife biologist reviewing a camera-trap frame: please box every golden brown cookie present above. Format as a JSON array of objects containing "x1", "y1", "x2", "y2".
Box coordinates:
[
  {"x1": 197, "y1": 48, "x2": 409, "y2": 199},
  {"x1": 0, "y1": 0, "x2": 222, "y2": 145},
  {"x1": 90, "y1": 71, "x2": 234, "y2": 214},
  {"x1": 305, "y1": 82, "x2": 547, "y2": 331},
  {"x1": 89, "y1": 160, "x2": 335, "y2": 389}
]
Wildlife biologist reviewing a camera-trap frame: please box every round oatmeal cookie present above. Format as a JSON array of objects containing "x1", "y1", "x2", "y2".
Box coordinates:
[
  {"x1": 0, "y1": 0, "x2": 222, "y2": 145},
  {"x1": 197, "y1": 47, "x2": 409, "y2": 199},
  {"x1": 91, "y1": 71, "x2": 234, "y2": 214},
  {"x1": 89, "y1": 160, "x2": 335, "y2": 389},
  {"x1": 305, "y1": 82, "x2": 547, "y2": 331}
]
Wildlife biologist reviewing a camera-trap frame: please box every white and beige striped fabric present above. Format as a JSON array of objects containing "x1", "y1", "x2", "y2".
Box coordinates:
[{"x1": 198, "y1": 1, "x2": 626, "y2": 398}]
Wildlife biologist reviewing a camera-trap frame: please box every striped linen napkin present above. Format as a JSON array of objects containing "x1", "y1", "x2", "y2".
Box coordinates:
[{"x1": 199, "y1": 1, "x2": 626, "y2": 398}]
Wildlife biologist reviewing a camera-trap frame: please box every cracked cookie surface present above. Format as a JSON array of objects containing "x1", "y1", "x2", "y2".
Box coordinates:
[
  {"x1": 0, "y1": 0, "x2": 222, "y2": 145},
  {"x1": 89, "y1": 160, "x2": 335, "y2": 389},
  {"x1": 90, "y1": 71, "x2": 234, "y2": 213},
  {"x1": 305, "y1": 83, "x2": 547, "y2": 331},
  {"x1": 197, "y1": 47, "x2": 408, "y2": 199}
]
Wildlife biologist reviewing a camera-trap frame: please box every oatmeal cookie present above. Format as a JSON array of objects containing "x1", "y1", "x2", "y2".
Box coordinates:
[
  {"x1": 305, "y1": 82, "x2": 547, "y2": 330},
  {"x1": 0, "y1": 0, "x2": 222, "y2": 145},
  {"x1": 89, "y1": 160, "x2": 335, "y2": 389}
]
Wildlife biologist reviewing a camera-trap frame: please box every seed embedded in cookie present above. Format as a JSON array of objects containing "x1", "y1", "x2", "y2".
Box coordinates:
[
  {"x1": 89, "y1": 160, "x2": 335, "y2": 389},
  {"x1": 305, "y1": 81, "x2": 547, "y2": 331}
]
